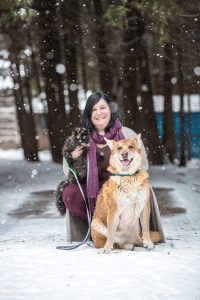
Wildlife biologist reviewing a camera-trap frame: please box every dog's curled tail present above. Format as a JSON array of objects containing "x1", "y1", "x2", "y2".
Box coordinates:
[
  {"x1": 150, "y1": 231, "x2": 162, "y2": 244},
  {"x1": 54, "y1": 180, "x2": 68, "y2": 215}
]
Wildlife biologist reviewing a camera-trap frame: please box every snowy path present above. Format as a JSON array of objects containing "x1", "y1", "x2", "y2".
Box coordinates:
[{"x1": 0, "y1": 158, "x2": 200, "y2": 300}]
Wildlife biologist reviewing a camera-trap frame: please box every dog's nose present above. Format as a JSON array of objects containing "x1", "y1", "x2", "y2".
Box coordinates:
[{"x1": 122, "y1": 151, "x2": 128, "y2": 159}]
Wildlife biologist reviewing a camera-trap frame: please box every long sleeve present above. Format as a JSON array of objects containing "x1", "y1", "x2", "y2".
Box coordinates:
[
  {"x1": 121, "y1": 127, "x2": 149, "y2": 171},
  {"x1": 63, "y1": 158, "x2": 70, "y2": 178}
]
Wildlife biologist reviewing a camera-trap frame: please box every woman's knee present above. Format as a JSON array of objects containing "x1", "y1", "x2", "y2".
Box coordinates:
[
  {"x1": 62, "y1": 184, "x2": 76, "y2": 207},
  {"x1": 62, "y1": 183, "x2": 87, "y2": 220},
  {"x1": 62, "y1": 183, "x2": 86, "y2": 208}
]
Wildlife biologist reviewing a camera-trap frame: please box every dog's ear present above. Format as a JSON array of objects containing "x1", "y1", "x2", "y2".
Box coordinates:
[
  {"x1": 135, "y1": 133, "x2": 142, "y2": 149},
  {"x1": 104, "y1": 137, "x2": 114, "y2": 150}
]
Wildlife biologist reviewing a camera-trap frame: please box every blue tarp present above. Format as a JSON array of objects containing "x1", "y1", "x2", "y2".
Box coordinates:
[{"x1": 156, "y1": 112, "x2": 200, "y2": 158}]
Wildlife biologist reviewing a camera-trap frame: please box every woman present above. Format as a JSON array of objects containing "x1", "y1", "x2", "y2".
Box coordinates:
[{"x1": 62, "y1": 91, "x2": 165, "y2": 242}]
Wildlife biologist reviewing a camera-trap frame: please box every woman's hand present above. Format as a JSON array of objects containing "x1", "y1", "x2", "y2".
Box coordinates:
[{"x1": 71, "y1": 145, "x2": 84, "y2": 159}]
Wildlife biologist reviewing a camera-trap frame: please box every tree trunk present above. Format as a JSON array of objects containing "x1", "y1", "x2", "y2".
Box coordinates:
[
  {"x1": 139, "y1": 48, "x2": 164, "y2": 165},
  {"x1": 93, "y1": 0, "x2": 113, "y2": 96},
  {"x1": 10, "y1": 52, "x2": 38, "y2": 161},
  {"x1": 24, "y1": 55, "x2": 39, "y2": 160},
  {"x1": 61, "y1": 0, "x2": 80, "y2": 128},
  {"x1": 187, "y1": 94, "x2": 192, "y2": 161},
  {"x1": 178, "y1": 48, "x2": 186, "y2": 166},
  {"x1": 34, "y1": 0, "x2": 68, "y2": 162},
  {"x1": 122, "y1": 3, "x2": 140, "y2": 130},
  {"x1": 27, "y1": 29, "x2": 42, "y2": 95},
  {"x1": 79, "y1": 29, "x2": 88, "y2": 94},
  {"x1": 163, "y1": 43, "x2": 176, "y2": 163}
]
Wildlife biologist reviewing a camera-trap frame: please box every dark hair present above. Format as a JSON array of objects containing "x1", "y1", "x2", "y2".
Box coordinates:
[{"x1": 81, "y1": 91, "x2": 119, "y2": 132}]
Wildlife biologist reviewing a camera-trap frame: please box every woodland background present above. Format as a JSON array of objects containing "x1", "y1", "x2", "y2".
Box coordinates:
[{"x1": 0, "y1": 0, "x2": 200, "y2": 165}]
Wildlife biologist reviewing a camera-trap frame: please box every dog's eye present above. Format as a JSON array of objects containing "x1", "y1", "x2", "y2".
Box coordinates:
[
  {"x1": 117, "y1": 146, "x2": 122, "y2": 151},
  {"x1": 128, "y1": 145, "x2": 134, "y2": 150}
]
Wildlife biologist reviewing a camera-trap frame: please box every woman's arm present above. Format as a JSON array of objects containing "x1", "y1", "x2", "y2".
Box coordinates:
[
  {"x1": 62, "y1": 145, "x2": 84, "y2": 178},
  {"x1": 63, "y1": 158, "x2": 70, "y2": 178},
  {"x1": 121, "y1": 127, "x2": 149, "y2": 171}
]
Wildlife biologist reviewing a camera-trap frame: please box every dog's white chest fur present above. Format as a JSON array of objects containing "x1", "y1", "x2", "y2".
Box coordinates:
[
  {"x1": 117, "y1": 186, "x2": 147, "y2": 220},
  {"x1": 113, "y1": 179, "x2": 148, "y2": 244},
  {"x1": 112, "y1": 176, "x2": 147, "y2": 212}
]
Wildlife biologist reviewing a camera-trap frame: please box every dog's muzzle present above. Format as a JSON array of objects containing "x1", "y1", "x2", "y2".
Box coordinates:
[{"x1": 120, "y1": 158, "x2": 133, "y2": 166}]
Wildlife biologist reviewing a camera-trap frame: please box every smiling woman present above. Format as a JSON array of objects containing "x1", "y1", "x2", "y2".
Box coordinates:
[
  {"x1": 90, "y1": 99, "x2": 111, "y2": 135},
  {"x1": 60, "y1": 91, "x2": 165, "y2": 244}
]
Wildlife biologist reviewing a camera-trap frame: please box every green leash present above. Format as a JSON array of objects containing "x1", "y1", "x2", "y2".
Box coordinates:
[
  {"x1": 56, "y1": 156, "x2": 91, "y2": 251},
  {"x1": 63, "y1": 157, "x2": 78, "y2": 179}
]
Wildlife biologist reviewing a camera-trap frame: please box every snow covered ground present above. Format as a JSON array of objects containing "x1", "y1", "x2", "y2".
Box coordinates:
[{"x1": 0, "y1": 150, "x2": 200, "y2": 300}]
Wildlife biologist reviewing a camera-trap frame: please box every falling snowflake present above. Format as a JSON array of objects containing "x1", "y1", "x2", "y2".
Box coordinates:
[
  {"x1": 171, "y1": 77, "x2": 177, "y2": 84},
  {"x1": 30, "y1": 169, "x2": 38, "y2": 178},
  {"x1": 194, "y1": 66, "x2": 200, "y2": 76},
  {"x1": 46, "y1": 52, "x2": 54, "y2": 60},
  {"x1": 69, "y1": 83, "x2": 77, "y2": 91},
  {"x1": 55, "y1": 64, "x2": 66, "y2": 74},
  {"x1": 141, "y1": 84, "x2": 148, "y2": 92}
]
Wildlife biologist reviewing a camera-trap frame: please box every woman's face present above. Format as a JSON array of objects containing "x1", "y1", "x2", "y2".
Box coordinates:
[{"x1": 91, "y1": 98, "x2": 111, "y2": 133}]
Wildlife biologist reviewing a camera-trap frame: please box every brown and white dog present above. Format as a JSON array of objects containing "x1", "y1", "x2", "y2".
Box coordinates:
[{"x1": 91, "y1": 135, "x2": 162, "y2": 253}]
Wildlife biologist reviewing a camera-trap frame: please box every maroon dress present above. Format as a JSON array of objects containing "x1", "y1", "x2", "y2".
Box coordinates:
[{"x1": 62, "y1": 145, "x2": 111, "y2": 221}]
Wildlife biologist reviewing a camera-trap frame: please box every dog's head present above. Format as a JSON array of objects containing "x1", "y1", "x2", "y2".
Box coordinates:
[
  {"x1": 73, "y1": 127, "x2": 90, "y2": 149},
  {"x1": 105, "y1": 135, "x2": 143, "y2": 174}
]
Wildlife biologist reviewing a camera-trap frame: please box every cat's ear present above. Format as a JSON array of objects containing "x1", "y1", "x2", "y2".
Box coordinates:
[{"x1": 74, "y1": 127, "x2": 80, "y2": 134}]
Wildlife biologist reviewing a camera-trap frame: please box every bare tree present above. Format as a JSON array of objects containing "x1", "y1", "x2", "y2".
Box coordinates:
[
  {"x1": 34, "y1": 0, "x2": 67, "y2": 162},
  {"x1": 139, "y1": 46, "x2": 164, "y2": 165},
  {"x1": 121, "y1": 2, "x2": 140, "y2": 130},
  {"x1": 10, "y1": 46, "x2": 38, "y2": 161},
  {"x1": 60, "y1": 0, "x2": 80, "y2": 128},
  {"x1": 163, "y1": 43, "x2": 177, "y2": 162},
  {"x1": 92, "y1": 0, "x2": 114, "y2": 96},
  {"x1": 178, "y1": 47, "x2": 186, "y2": 166}
]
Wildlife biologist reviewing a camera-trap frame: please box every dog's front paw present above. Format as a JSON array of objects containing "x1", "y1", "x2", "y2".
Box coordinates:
[
  {"x1": 143, "y1": 240, "x2": 155, "y2": 250},
  {"x1": 97, "y1": 247, "x2": 112, "y2": 254}
]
